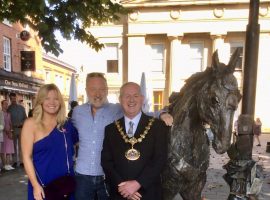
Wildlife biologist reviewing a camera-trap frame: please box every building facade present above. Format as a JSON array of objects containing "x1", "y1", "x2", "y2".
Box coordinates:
[
  {"x1": 0, "y1": 20, "x2": 44, "y2": 114},
  {"x1": 42, "y1": 54, "x2": 84, "y2": 111},
  {"x1": 1, "y1": 20, "x2": 84, "y2": 115},
  {"x1": 87, "y1": 0, "x2": 270, "y2": 131}
]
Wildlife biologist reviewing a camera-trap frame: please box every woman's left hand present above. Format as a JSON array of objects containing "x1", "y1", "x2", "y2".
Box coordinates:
[{"x1": 33, "y1": 184, "x2": 45, "y2": 200}]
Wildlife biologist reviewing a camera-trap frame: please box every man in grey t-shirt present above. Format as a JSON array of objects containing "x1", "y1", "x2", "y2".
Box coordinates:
[{"x1": 8, "y1": 93, "x2": 27, "y2": 167}]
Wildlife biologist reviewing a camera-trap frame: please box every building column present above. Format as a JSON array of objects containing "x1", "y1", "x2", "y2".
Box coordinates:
[
  {"x1": 211, "y1": 34, "x2": 228, "y2": 63},
  {"x1": 127, "y1": 34, "x2": 147, "y2": 83},
  {"x1": 165, "y1": 35, "x2": 183, "y2": 104}
]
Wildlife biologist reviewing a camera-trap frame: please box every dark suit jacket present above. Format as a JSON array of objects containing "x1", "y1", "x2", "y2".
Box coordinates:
[{"x1": 101, "y1": 113, "x2": 168, "y2": 200}]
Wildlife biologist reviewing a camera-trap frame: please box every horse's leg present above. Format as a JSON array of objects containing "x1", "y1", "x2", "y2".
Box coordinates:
[
  {"x1": 162, "y1": 165, "x2": 181, "y2": 200},
  {"x1": 179, "y1": 172, "x2": 207, "y2": 200}
]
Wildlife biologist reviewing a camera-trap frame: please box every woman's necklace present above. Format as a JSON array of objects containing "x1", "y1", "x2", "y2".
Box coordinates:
[{"x1": 115, "y1": 118, "x2": 155, "y2": 161}]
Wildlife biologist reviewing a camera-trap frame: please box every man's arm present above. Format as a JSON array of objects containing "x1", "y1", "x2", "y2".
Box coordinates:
[
  {"x1": 159, "y1": 112, "x2": 173, "y2": 126},
  {"x1": 146, "y1": 109, "x2": 173, "y2": 126}
]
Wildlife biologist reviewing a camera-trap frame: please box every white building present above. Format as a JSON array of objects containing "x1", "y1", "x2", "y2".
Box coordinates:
[{"x1": 86, "y1": 0, "x2": 270, "y2": 131}]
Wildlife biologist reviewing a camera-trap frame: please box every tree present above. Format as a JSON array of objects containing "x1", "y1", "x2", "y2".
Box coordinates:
[{"x1": 0, "y1": 0, "x2": 128, "y2": 56}]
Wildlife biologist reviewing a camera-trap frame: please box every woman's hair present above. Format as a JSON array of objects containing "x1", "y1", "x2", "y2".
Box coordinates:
[{"x1": 33, "y1": 84, "x2": 66, "y2": 128}]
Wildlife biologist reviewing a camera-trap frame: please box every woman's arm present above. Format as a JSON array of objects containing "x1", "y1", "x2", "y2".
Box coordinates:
[
  {"x1": 6, "y1": 113, "x2": 13, "y2": 139},
  {"x1": 0, "y1": 111, "x2": 4, "y2": 132},
  {"x1": 21, "y1": 118, "x2": 45, "y2": 200}
]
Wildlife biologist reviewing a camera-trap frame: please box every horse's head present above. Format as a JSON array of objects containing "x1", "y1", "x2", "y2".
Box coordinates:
[{"x1": 197, "y1": 49, "x2": 242, "y2": 154}]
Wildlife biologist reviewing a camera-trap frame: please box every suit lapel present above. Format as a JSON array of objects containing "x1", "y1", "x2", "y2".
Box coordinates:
[{"x1": 117, "y1": 117, "x2": 127, "y2": 134}]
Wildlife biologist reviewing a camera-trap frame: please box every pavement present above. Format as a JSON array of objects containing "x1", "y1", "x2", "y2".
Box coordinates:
[
  {"x1": 201, "y1": 133, "x2": 270, "y2": 200},
  {"x1": 0, "y1": 134, "x2": 269, "y2": 200}
]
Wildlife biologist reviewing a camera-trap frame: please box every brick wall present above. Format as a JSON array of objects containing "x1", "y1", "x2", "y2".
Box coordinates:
[{"x1": 0, "y1": 21, "x2": 43, "y2": 77}]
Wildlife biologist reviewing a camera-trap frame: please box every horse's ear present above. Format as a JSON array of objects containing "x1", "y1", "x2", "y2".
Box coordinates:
[
  {"x1": 212, "y1": 50, "x2": 220, "y2": 71},
  {"x1": 227, "y1": 48, "x2": 241, "y2": 73}
]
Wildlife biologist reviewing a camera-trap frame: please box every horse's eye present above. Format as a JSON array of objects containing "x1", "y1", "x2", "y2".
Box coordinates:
[{"x1": 211, "y1": 96, "x2": 220, "y2": 105}]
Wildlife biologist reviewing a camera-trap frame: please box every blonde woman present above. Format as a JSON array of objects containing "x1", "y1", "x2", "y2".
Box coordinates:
[{"x1": 21, "y1": 84, "x2": 78, "y2": 200}]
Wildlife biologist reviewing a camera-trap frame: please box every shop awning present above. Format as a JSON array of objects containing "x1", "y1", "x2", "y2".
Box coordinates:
[{"x1": 0, "y1": 86, "x2": 37, "y2": 94}]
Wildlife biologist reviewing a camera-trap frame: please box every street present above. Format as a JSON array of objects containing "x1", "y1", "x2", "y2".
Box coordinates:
[{"x1": 0, "y1": 134, "x2": 269, "y2": 200}]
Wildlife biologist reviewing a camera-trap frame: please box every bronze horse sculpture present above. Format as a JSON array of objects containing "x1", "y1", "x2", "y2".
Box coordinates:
[{"x1": 163, "y1": 49, "x2": 242, "y2": 200}]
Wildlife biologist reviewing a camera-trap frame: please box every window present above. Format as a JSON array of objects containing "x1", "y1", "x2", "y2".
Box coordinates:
[
  {"x1": 189, "y1": 42, "x2": 204, "y2": 74},
  {"x1": 45, "y1": 71, "x2": 50, "y2": 82},
  {"x1": 3, "y1": 37, "x2": 11, "y2": 71},
  {"x1": 54, "y1": 74, "x2": 63, "y2": 90},
  {"x1": 66, "y1": 77, "x2": 70, "y2": 93},
  {"x1": 153, "y1": 91, "x2": 163, "y2": 111},
  {"x1": 59, "y1": 75, "x2": 63, "y2": 91},
  {"x1": 105, "y1": 44, "x2": 118, "y2": 73},
  {"x1": 230, "y1": 42, "x2": 244, "y2": 71},
  {"x1": 150, "y1": 44, "x2": 164, "y2": 73},
  {"x1": 55, "y1": 74, "x2": 59, "y2": 86}
]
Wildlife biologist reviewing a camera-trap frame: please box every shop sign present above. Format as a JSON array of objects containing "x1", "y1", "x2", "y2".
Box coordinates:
[
  {"x1": 0, "y1": 79, "x2": 38, "y2": 92},
  {"x1": 21, "y1": 51, "x2": 36, "y2": 71},
  {"x1": 4, "y1": 79, "x2": 29, "y2": 89},
  {"x1": 20, "y1": 30, "x2": 30, "y2": 41}
]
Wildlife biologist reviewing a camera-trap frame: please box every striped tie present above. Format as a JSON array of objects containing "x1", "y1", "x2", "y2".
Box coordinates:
[{"x1": 127, "y1": 121, "x2": 134, "y2": 138}]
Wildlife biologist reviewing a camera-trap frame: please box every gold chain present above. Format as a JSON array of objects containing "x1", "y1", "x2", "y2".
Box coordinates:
[{"x1": 115, "y1": 118, "x2": 155, "y2": 147}]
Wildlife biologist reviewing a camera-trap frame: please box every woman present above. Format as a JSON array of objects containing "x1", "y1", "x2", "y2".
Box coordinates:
[
  {"x1": 0, "y1": 108, "x2": 4, "y2": 144},
  {"x1": 0, "y1": 100, "x2": 15, "y2": 171},
  {"x1": 254, "y1": 117, "x2": 262, "y2": 146},
  {"x1": 0, "y1": 107, "x2": 4, "y2": 172},
  {"x1": 21, "y1": 84, "x2": 78, "y2": 200}
]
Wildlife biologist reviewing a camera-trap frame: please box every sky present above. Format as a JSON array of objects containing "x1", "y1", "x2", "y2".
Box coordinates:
[{"x1": 52, "y1": 32, "x2": 96, "y2": 71}]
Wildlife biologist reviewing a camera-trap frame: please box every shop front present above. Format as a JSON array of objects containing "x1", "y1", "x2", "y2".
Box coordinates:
[{"x1": 0, "y1": 69, "x2": 43, "y2": 116}]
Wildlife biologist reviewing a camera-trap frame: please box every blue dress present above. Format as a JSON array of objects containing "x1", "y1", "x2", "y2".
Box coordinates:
[{"x1": 28, "y1": 120, "x2": 78, "y2": 200}]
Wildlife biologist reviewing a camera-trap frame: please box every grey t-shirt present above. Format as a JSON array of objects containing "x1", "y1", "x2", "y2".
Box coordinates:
[{"x1": 8, "y1": 104, "x2": 27, "y2": 129}]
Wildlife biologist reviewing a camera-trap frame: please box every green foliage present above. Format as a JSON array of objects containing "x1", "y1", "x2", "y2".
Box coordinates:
[{"x1": 0, "y1": 0, "x2": 128, "y2": 56}]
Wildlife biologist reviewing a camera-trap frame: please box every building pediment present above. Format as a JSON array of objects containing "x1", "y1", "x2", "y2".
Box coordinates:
[{"x1": 121, "y1": 0, "x2": 258, "y2": 8}]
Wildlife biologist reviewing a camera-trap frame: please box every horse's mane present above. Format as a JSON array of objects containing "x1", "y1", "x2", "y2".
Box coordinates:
[
  {"x1": 180, "y1": 68, "x2": 212, "y2": 97},
  {"x1": 169, "y1": 67, "x2": 213, "y2": 120}
]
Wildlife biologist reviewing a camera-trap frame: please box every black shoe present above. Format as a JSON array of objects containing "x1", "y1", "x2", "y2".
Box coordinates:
[
  {"x1": 19, "y1": 163, "x2": 24, "y2": 168},
  {"x1": 256, "y1": 144, "x2": 261, "y2": 146},
  {"x1": 12, "y1": 162, "x2": 17, "y2": 168}
]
